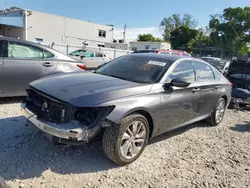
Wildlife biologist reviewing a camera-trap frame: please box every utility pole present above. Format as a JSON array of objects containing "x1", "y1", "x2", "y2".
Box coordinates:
[{"x1": 123, "y1": 24, "x2": 126, "y2": 43}]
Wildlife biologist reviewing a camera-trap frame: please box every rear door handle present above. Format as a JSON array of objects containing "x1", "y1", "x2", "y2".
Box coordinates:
[
  {"x1": 42, "y1": 62, "x2": 53, "y2": 67},
  {"x1": 192, "y1": 88, "x2": 200, "y2": 92}
]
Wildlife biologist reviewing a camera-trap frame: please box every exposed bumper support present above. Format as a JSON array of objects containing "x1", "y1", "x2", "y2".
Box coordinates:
[{"x1": 21, "y1": 103, "x2": 102, "y2": 143}]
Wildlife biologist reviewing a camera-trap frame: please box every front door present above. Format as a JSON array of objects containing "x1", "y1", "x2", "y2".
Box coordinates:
[
  {"x1": 158, "y1": 60, "x2": 200, "y2": 134},
  {"x1": 2, "y1": 40, "x2": 57, "y2": 96}
]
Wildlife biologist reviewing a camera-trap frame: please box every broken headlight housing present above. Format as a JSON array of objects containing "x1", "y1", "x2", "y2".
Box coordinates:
[{"x1": 74, "y1": 106, "x2": 115, "y2": 128}]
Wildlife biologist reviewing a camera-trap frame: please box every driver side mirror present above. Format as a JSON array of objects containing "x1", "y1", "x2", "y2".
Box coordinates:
[{"x1": 163, "y1": 78, "x2": 191, "y2": 89}]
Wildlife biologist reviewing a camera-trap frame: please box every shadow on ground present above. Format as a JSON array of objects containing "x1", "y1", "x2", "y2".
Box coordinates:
[
  {"x1": 230, "y1": 121, "x2": 250, "y2": 132},
  {"x1": 149, "y1": 121, "x2": 210, "y2": 144},
  {"x1": 0, "y1": 115, "x2": 210, "y2": 181}
]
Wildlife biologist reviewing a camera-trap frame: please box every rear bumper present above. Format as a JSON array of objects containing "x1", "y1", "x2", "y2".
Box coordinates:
[{"x1": 21, "y1": 103, "x2": 101, "y2": 143}]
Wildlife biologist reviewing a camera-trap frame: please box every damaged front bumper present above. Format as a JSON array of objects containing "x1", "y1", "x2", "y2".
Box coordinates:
[{"x1": 21, "y1": 103, "x2": 103, "y2": 144}]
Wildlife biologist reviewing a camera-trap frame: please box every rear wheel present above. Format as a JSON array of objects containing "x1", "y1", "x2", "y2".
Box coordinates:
[
  {"x1": 207, "y1": 98, "x2": 226, "y2": 126},
  {"x1": 102, "y1": 114, "x2": 149, "y2": 166}
]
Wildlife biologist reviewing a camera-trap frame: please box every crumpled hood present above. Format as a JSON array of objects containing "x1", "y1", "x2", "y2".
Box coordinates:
[{"x1": 30, "y1": 72, "x2": 152, "y2": 107}]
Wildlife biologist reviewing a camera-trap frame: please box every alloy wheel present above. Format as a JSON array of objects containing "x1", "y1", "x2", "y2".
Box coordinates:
[
  {"x1": 120, "y1": 121, "x2": 147, "y2": 160},
  {"x1": 215, "y1": 100, "x2": 225, "y2": 123}
]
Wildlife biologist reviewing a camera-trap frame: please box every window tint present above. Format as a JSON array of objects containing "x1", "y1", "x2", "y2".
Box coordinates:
[
  {"x1": 167, "y1": 60, "x2": 195, "y2": 82},
  {"x1": 194, "y1": 62, "x2": 215, "y2": 81},
  {"x1": 8, "y1": 42, "x2": 44, "y2": 59},
  {"x1": 96, "y1": 52, "x2": 104, "y2": 57}
]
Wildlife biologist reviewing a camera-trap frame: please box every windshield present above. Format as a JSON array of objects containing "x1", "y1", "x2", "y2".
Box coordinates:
[{"x1": 95, "y1": 55, "x2": 172, "y2": 83}]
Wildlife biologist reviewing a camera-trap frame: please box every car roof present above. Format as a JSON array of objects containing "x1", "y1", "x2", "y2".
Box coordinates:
[{"x1": 128, "y1": 53, "x2": 185, "y2": 62}]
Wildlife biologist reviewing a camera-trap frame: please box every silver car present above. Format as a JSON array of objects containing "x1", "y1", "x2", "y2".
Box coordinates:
[
  {"x1": 0, "y1": 36, "x2": 84, "y2": 97},
  {"x1": 69, "y1": 49, "x2": 110, "y2": 69}
]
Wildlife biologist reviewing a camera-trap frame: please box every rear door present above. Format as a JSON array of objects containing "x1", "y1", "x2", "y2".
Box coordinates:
[
  {"x1": 2, "y1": 40, "x2": 57, "y2": 96},
  {"x1": 193, "y1": 61, "x2": 219, "y2": 117},
  {"x1": 0, "y1": 39, "x2": 4, "y2": 94}
]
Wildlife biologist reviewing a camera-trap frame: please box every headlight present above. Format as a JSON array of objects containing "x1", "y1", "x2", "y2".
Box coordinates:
[{"x1": 75, "y1": 106, "x2": 115, "y2": 127}]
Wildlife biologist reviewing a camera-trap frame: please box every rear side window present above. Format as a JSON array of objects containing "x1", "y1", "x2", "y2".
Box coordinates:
[
  {"x1": 7, "y1": 41, "x2": 44, "y2": 59},
  {"x1": 167, "y1": 60, "x2": 195, "y2": 83},
  {"x1": 212, "y1": 68, "x2": 221, "y2": 81},
  {"x1": 43, "y1": 50, "x2": 54, "y2": 58},
  {"x1": 194, "y1": 61, "x2": 215, "y2": 81}
]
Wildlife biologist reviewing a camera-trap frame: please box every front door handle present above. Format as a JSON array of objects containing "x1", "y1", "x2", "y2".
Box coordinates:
[
  {"x1": 192, "y1": 88, "x2": 200, "y2": 92},
  {"x1": 42, "y1": 62, "x2": 53, "y2": 67}
]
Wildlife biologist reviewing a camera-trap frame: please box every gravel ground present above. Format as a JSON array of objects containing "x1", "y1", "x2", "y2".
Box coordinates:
[{"x1": 0, "y1": 98, "x2": 249, "y2": 188}]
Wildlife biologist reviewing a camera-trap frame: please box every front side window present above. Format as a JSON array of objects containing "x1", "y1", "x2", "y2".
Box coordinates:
[
  {"x1": 194, "y1": 61, "x2": 215, "y2": 81},
  {"x1": 8, "y1": 41, "x2": 44, "y2": 59},
  {"x1": 167, "y1": 60, "x2": 195, "y2": 83},
  {"x1": 95, "y1": 55, "x2": 172, "y2": 83}
]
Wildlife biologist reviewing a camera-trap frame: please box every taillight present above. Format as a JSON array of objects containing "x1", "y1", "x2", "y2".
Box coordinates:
[
  {"x1": 77, "y1": 64, "x2": 87, "y2": 70},
  {"x1": 229, "y1": 82, "x2": 233, "y2": 86}
]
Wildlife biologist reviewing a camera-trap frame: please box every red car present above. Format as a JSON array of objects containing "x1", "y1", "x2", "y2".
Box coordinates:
[{"x1": 132, "y1": 49, "x2": 191, "y2": 57}]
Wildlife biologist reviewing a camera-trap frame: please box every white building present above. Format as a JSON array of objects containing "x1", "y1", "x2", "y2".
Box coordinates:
[
  {"x1": 0, "y1": 7, "x2": 114, "y2": 47},
  {"x1": 129, "y1": 41, "x2": 171, "y2": 51}
]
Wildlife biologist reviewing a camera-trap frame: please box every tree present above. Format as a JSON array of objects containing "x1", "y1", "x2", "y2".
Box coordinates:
[
  {"x1": 137, "y1": 34, "x2": 163, "y2": 42},
  {"x1": 160, "y1": 14, "x2": 198, "y2": 41},
  {"x1": 170, "y1": 26, "x2": 198, "y2": 49},
  {"x1": 188, "y1": 28, "x2": 211, "y2": 48},
  {"x1": 208, "y1": 6, "x2": 250, "y2": 56}
]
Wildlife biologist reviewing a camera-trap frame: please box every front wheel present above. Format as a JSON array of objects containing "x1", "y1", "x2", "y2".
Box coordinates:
[
  {"x1": 102, "y1": 114, "x2": 149, "y2": 166},
  {"x1": 207, "y1": 98, "x2": 226, "y2": 126}
]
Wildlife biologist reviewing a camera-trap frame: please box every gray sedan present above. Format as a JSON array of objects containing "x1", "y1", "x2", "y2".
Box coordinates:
[
  {"x1": 0, "y1": 36, "x2": 84, "y2": 97},
  {"x1": 22, "y1": 53, "x2": 232, "y2": 165}
]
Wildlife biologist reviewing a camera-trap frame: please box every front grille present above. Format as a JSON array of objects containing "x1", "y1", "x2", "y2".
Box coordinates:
[{"x1": 26, "y1": 88, "x2": 75, "y2": 124}]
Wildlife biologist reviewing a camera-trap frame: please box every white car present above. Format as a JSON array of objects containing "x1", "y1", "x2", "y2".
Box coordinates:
[{"x1": 69, "y1": 49, "x2": 111, "y2": 70}]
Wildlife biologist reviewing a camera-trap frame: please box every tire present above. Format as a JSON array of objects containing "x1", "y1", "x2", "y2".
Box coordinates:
[
  {"x1": 102, "y1": 114, "x2": 149, "y2": 166},
  {"x1": 207, "y1": 98, "x2": 226, "y2": 126}
]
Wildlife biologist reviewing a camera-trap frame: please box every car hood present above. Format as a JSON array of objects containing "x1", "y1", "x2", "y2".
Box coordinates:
[{"x1": 30, "y1": 72, "x2": 152, "y2": 107}]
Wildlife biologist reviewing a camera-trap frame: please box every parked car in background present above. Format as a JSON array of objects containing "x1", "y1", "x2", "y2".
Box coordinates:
[
  {"x1": 200, "y1": 56, "x2": 230, "y2": 75},
  {"x1": 132, "y1": 49, "x2": 191, "y2": 57},
  {"x1": 0, "y1": 36, "x2": 85, "y2": 97},
  {"x1": 22, "y1": 53, "x2": 231, "y2": 165},
  {"x1": 227, "y1": 58, "x2": 250, "y2": 109},
  {"x1": 69, "y1": 49, "x2": 111, "y2": 70}
]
